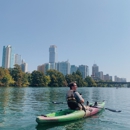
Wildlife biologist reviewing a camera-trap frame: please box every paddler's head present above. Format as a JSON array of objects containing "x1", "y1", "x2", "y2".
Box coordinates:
[{"x1": 69, "y1": 81, "x2": 77, "y2": 91}]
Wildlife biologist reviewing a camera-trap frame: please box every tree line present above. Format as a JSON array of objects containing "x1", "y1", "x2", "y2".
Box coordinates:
[{"x1": 0, "y1": 64, "x2": 98, "y2": 87}]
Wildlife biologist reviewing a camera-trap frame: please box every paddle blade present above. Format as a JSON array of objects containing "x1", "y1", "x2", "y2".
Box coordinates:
[
  {"x1": 52, "y1": 101, "x2": 64, "y2": 104},
  {"x1": 105, "y1": 108, "x2": 121, "y2": 112}
]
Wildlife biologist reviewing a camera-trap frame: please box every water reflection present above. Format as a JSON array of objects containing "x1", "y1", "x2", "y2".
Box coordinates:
[
  {"x1": 9, "y1": 87, "x2": 26, "y2": 112},
  {"x1": 0, "y1": 87, "x2": 26, "y2": 113},
  {"x1": 36, "y1": 119, "x2": 86, "y2": 130},
  {"x1": 0, "y1": 87, "x2": 130, "y2": 130},
  {"x1": 0, "y1": 87, "x2": 10, "y2": 114}
]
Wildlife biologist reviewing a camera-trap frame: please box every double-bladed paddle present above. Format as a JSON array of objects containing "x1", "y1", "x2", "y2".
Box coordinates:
[{"x1": 52, "y1": 101, "x2": 121, "y2": 113}]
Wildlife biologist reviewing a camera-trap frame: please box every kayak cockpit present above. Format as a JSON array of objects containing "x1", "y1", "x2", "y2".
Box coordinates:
[{"x1": 46, "y1": 109, "x2": 76, "y2": 117}]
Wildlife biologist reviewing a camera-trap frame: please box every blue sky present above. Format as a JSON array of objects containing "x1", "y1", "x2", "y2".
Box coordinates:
[{"x1": 0, "y1": 0, "x2": 130, "y2": 81}]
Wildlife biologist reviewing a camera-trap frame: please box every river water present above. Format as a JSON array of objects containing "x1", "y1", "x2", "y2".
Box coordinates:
[{"x1": 0, "y1": 87, "x2": 130, "y2": 130}]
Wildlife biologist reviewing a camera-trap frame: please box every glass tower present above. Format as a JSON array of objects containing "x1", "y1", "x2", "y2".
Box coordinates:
[
  {"x1": 49, "y1": 45, "x2": 57, "y2": 63},
  {"x1": 92, "y1": 64, "x2": 99, "y2": 77},
  {"x1": 15, "y1": 54, "x2": 22, "y2": 65},
  {"x1": 21, "y1": 60, "x2": 28, "y2": 72},
  {"x1": 57, "y1": 61, "x2": 70, "y2": 75},
  {"x1": 78, "y1": 65, "x2": 89, "y2": 79},
  {"x1": 2, "y1": 45, "x2": 14, "y2": 68}
]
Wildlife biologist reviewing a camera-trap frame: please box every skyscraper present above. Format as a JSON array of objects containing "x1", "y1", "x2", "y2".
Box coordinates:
[
  {"x1": 2, "y1": 45, "x2": 14, "y2": 68},
  {"x1": 70, "y1": 65, "x2": 78, "y2": 74},
  {"x1": 37, "y1": 64, "x2": 44, "y2": 73},
  {"x1": 44, "y1": 63, "x2": 51, "y2": 74},
  {"x1": 21, "y1": 60, "x2": 28, "y2": 72},
  {"x1": 57, "y1": 61, "x2": 70, "y2": 75},
  {"x1": 15, "y1": 54, "x2": 22, "y2": 65},
  {"x1": 49, "y1": 45, "x2": 57, "y2": 63},
  {"x1": 92, "y1": 64, "x2": 99, "y2": 77},
  {"x1": 97, "y1": 71, "x2": 104, "y2": 80},
  {"x1": 78, "y1": 65, "x2": 89, "y2": 79}
]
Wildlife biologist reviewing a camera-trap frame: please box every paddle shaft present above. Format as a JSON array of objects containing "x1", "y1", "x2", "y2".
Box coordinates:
[
  {"x1": 52, "y1": 101, "x2": 121, "y2": 112},
  {"x1": 91, "y1": 106, "x2": 121, "y2": 112}
]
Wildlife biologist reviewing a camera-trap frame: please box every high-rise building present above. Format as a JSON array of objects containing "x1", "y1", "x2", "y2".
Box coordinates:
[
  {"x1": 37, "y1": 64, "x2": 44, "y2": 73},
  {"x1": 37, "y1": 63, "x2": 57, "y2": 74},
  {"x1": 97, "y1": 71, "x2": 104, "y2": 80},
  {"x1": 15, "y1": 54, "x2": 21, "y2": 65},
  {"x1": 21, "y1": 60, "x2": 28, "y2": 72},
  {"x1": 104, "y1": 74, "x2": 110, "y2": 81},
  {"x1": 44, "y1": 63, "x2": 51, "y2": 74},
  {"x1": 50, "y1": 63, "x2": 57, "y2": 70},
  {"x1": 109, "y1": 76, "x2": 112, "y2": 81},
  {"x1": 57, "y1": 61, "x2": 70, "y2": 75},
  {"x1": 78, "y1": 65, "x2": 89, "y2": 79},
  {"x1": 70, "y1": 65, "x2": 78, "y2": 74},
  {"x1": 114, "y1": 76, "x2": 126, "y2": 82},
  {"x1": 49, "y1": 45, "x2": 57, "y2": 63},
  {"x1": 2, "y1": 45, "x2": 14, "y2": 68},
  {"x1": 92, "y1": 64, "x2": 99, "y2": 77}
]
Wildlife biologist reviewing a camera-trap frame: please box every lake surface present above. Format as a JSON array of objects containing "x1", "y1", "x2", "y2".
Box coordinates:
[{"x1": 0, "y1": 87, "x2": 130, "y2": 130}]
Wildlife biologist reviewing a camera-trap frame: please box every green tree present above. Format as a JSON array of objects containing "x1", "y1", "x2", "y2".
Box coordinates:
[
  {"x1": 75, "y1": 70, "x2": 82, "y2": 77},
  {"x1": 65, "y1": 74, "x2": 76, "y2": 85},
  {"x1": 9, "y1": 64, "x2": 24, "y2": 86},
  {"x1": 95, "y1": 80, "x2": 105, "y2": 87},
  {"x1": 21, "y1": 73, "x2": 30, "y2": 87},
  {"x1": 46, "y1": 69, "x2": 67, "y2": 87},
  {"x1": 31, "y1": 71, "x2": 50, "y2": 87},
  {"x1": 84, "y1": 76, "x2": 97, "y2": 87},
  {"x1": 25, "y1": 72, "x2": 32, "y2": 85},
  {"x1": 0, "y1": 68, "x2": 14, "y2": 86},
  {"x1": 72, "y1": 72, "x2": 87, "y2": 87},
  {"x1": 0, "y1": 67, "x2": 5, "y2": 86},
  {"x1": 65, "y1": 72, "x2": 87, "y2": 87}
]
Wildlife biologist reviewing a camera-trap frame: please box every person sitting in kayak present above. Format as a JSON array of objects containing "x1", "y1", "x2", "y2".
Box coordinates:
[{"x1": 66, "y1": 81, "x2": 88, "y2": 110}]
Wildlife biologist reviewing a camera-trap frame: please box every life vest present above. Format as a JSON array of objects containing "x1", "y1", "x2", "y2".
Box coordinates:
[{"x1": 66, "y1": 90, "x2": 81, "y2": 110}]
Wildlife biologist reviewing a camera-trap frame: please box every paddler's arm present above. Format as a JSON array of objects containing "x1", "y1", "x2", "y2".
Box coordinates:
[
  {"x1": 79, "y1": 95, "x2": 84, "y2": 103},
  {"x1": 74, "y1": 92, "x2": 84, "y2": 103},
  {"x1": 75, "y1": 92, "x2": 91, "y2": 111}
]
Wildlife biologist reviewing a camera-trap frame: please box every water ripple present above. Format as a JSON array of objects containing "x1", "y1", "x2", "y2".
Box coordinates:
[{"x1": 0, "y1": 87, "x2": 130, "y2": 130}]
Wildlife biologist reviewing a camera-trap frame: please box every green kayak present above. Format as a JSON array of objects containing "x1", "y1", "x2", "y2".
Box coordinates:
[{"x1": 36, "y1": 101, "x2": 105, "y2": 124}]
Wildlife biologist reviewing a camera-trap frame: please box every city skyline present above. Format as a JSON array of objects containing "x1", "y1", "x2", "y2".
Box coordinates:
[
  {"x1": 1, "y1": 45, "x2": 28, "y2": 72},
  {"x1": 1, "y1": 44, "x2": 127, "y2": 81},
  {"x1": 0, "y1": 1, "x2": 130, "y2": 81}
]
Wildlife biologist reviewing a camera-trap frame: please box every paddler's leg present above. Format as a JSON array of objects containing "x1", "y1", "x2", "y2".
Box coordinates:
[
  {"x1": 94, "y1": 101, "x2": 97, "y2": 106},
  {"x1": 85, "y1": 105, "x2": 90, "y2": 110},
  {"x1": 81, "y1": 104, "x2": 90, "y2": 110},
  {"x1": 85, "y1": 101, "x2": 90, "y2": 110},
  {"x1": 86, "y1": 101, "x2": 89, "y2": 106}
]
